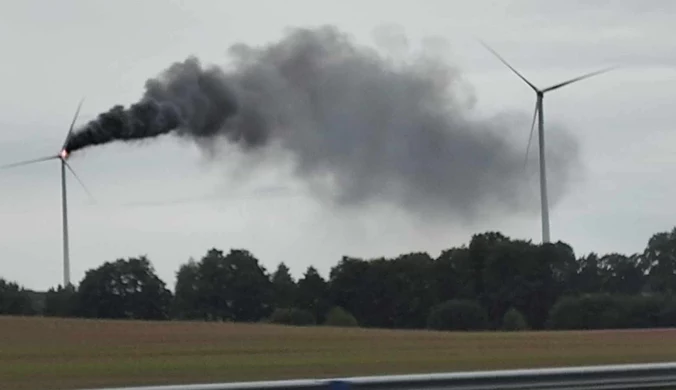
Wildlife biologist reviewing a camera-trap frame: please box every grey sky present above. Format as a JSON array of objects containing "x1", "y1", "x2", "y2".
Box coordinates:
[{"x1": 1, "y1": 0, "x2": 675, "y2": 291}]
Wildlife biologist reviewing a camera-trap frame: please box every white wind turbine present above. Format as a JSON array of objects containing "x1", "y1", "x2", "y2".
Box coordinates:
[
  {"x1": 0, "y1": 100, "x2": 93, "y2": 287},
  {"x1": 480, "y1": 42, "x2": 614, "y2": 243}
]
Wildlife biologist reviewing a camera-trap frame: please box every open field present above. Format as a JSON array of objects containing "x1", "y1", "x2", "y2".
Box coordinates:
[{"x1": 2, "y1": 316, "x2": 676, "y2": 390}]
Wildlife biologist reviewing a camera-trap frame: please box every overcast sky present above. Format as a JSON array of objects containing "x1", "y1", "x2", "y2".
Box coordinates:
[{"x1": 1, "y1": 0, "x2": 675, "y2": 291}]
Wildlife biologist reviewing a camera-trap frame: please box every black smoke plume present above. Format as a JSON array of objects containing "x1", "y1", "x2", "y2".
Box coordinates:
[{"x1": 65, "y1": 26, "x2": 580, "y2": 220}]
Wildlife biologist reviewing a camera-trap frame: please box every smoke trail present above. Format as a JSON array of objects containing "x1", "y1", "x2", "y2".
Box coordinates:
[{"x1": 65, "y1": 26, "x2": 580, "y2": 220}]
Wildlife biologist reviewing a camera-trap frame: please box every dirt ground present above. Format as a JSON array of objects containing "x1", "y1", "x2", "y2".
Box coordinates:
[{"x1": 1, "y1": 316, "x2": 675, "y2": 389}]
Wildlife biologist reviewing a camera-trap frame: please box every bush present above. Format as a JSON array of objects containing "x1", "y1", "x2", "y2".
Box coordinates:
[
  {"x1": 269, "y1": 308, "x2": 316, "y2": 326},
  {"x1": 502, "y1": 307, "x2": 529, "y2": 331},
  {"x1": 323, "y1": 306, "x2": 358, "y2": 327},
  {"x1": 427, "y1": 299, "x2": 488, "y2": 331},
  {"x1": 624, "y1": 295, "x2": 664, "y2": 328},
  {"x1": 546, "y1": 294, "x2": 670, "y2": 330},
  {"x1": 548, "y1": 294, "x2": 623, "y2": 330},
  {"x1": 658, "y1": 295, "x2": 676, "y2": 327}
]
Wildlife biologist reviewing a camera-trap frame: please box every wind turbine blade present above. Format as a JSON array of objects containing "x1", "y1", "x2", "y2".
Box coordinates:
[
  {"x1": 478, "y1": 40, "x2": 539, "y2": 92},
  {"x1": 64, "y1": 161, "x2": 95, "y2": 203},
  {"x1": 524, "y1": 101, "x2": 538, "y2": 170},
  {"x1": 542, "y1": 67, "x2": 616, "y2": 93},
  {"x1": 61, "y1": 97, "x2": 85, "y2": 151},
  {"x1": 0, "y1": 155, "x2": 59, "y2": 171}
]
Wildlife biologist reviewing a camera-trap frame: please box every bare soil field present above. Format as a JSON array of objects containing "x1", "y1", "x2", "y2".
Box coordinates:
[{"x1": 1, "y1": 316, "x2": 675, "y2": 390}]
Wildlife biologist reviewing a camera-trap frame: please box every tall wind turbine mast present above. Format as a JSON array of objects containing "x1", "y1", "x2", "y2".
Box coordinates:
[
  {"x1": 0, "y1": 100, "x2": 91, "y2": 287},
  {"x1": 479, "y1": 42, "x2": 613, "y2": 243},
  {"x1": 59, "y1": 100, "x2": 84, "y2": 286}
]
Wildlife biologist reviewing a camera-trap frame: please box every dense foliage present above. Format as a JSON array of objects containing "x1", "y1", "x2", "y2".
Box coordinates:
[{"x1": 3, "y1": 227, "x2": 676, "y2": 331}]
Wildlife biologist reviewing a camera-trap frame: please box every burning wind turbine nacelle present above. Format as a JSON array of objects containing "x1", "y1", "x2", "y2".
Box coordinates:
[{"x1": 59, "y1": 150, "x2": 69, "y2": 160}]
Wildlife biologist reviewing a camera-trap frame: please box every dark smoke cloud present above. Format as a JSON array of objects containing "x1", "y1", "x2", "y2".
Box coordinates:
[{"x1": 65, "y1": 26, "x2": 580, "y2": 220}]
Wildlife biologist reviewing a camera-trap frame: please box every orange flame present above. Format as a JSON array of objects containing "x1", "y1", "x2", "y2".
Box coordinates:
[{"x1": 59, "y1": 150, "x2": 69, "y2": 160}]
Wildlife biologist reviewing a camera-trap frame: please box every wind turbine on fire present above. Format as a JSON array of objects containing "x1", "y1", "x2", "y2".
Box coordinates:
[
  {"x1": 479, "y1": 41, "x2": 614, "y2": 244},
  {"x1": 0, "y1": 100, "x2": 92, "y2": 287}
]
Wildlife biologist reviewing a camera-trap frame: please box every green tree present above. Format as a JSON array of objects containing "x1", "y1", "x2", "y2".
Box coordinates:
[
  {"x1": 353, "y1": 257, "x2": 398, "y2": 328},
  {"x1": 599, "y1": 253, "x2": 647, "y2": 295},
  {"x1": 387, "y1": 252, "x2": 437, "y2": 329},
  {"x1": 271, "y1": 262, "x2": 297, "y2": 310},
  {"x1": 467, "y1": 232, "x2": 509, "y2": 305},
  {"x1": 526, "y1": 241, "x2": 577, "y2": 329},
  {"x1": 571, "y1": 253, "x2": 603, "y2": 294},
  {"x1": 643, "y1": 227, "x2": 676, "y2": 293},
  {"x1": 427, "y1": 299, "x2": 488, "y2": 331},
  {"x1": 175, "y1": 248, "x2": 273, "y2": 322},
  {"x1": 328, "y1": 256, "x2": 371, "y2": 326},
  {"x1": 43, "y1": 284, "x2": 78, "y2": 317},
  {"x1": 480, "y1": 239, "x2": 533, "y2": 327},
  {"x1": 0, "y1": 278, "x2": 35, "y2": 315},
  {"x1": 328, "y1": 253, "x2": 437, "y2": 328},
  {"x1": 477, "y1": 237, "x2": 575, "y2": 329},
  {"x1": 296, "y1": 266, "x2": 330, "y2": 323},
  {"x1": 77, "y1": 256, "x2": 172, "y2": 320},
  {"x1": 433, "y1": 247, "x2": 468, "y2": 302},
  {"x1": 172, "y1": 258, "x2": 202, "y2": 320}
]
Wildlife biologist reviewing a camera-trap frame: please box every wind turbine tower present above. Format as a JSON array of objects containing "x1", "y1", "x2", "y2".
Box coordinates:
[
  {"x1": 1, "y1": 100, "x2": 91, "y2": 286},
  {"x1": 480, "y1": 42, "x2": 614, "y2": 243}
]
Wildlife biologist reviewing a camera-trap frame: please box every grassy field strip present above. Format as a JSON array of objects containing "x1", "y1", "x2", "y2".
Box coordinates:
[{"x1": 1, "y1": 316, "x2": 676, "y2": 390}]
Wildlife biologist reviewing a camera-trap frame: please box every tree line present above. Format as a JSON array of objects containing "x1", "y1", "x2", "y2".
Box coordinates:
[{"x1": 2, "y1": 226, "x2": 676, "y2": 331}]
